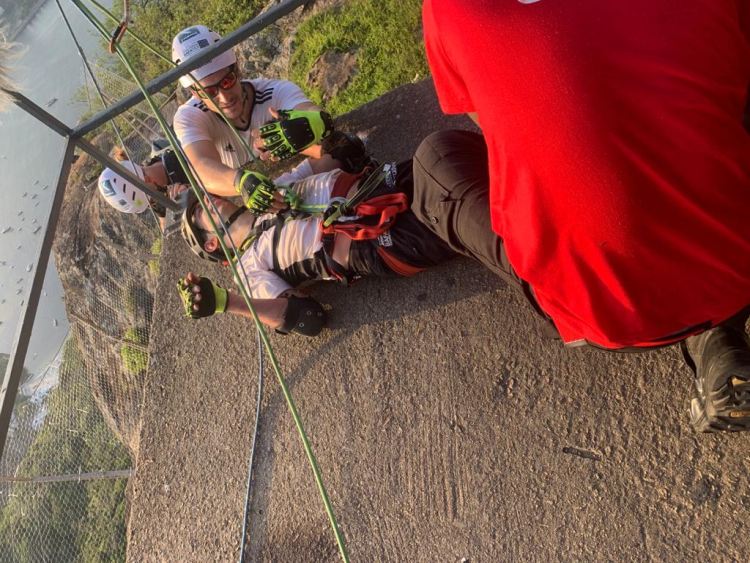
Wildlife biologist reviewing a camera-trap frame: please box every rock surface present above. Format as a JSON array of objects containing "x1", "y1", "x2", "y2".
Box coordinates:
[
  {"x1": 124, "y1": 80, "x2": 750, "y2": 562},
  {"x1": 307, "y1": 50, "x2": 358, "y2": 103},
  {"x1": 238, "y1": 0, "x2": 349, "y2": 78}
]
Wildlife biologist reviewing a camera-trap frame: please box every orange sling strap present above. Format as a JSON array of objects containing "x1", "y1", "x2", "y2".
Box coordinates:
[{"x1": 321, "y1": 171, "x2": 426, "y2": 277}]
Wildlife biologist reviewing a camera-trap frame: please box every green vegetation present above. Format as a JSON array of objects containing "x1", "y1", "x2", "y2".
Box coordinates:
[
  {"x1": 108, "y1": 0, "x2": 266, "y2": 81},
  {"x1": 290, "y1": 0, "x2": 427, "y2": 115},
  {"x1": 148, "y1": 259, "x2": 160, "y2": 277},
  {"x1": 150, "y1": 236, "x2": 162, "y2": 256},
  {"x1": 120, "y1": 327, "x2": 148, "y2": 375},
  {"x1": 104, "y1": 0, "x2": 426, "y2": 117},
  {"x1": 148, "y1": 236, "x2": 162, "y2": 277},
  {"x1": 0, "y1": 340, "x2": 130, "y2": 562}
]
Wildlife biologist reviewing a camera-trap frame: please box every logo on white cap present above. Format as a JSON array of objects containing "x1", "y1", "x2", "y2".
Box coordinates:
[{"x1": 171, "y1": 25, "x2": 238, "y2": 88}]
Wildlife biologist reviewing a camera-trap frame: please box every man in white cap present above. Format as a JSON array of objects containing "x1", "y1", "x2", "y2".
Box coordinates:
[{"x1": 171, "y1": 25, "x2": 354, "y2": 207}]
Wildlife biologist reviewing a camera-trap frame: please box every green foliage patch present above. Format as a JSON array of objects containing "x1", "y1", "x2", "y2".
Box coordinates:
[
  {"x1": 148, "y1": 236, "x2": 162, "y2": 277},
  {"x1": 148, "y1": 258, "x2": 160, "y2": 278},
  {"x1": 109, "y1": 0, "x2": 266, "y2": 81},
  {"x1": 120, "y1": 327, "x2": 149, "y2": 375},
  {"x1": 150, "y1": 236, "x2": 163, "y2": 256},
  {"x1": 289, "y1": 0, "x2": 427, "y2": 115}
]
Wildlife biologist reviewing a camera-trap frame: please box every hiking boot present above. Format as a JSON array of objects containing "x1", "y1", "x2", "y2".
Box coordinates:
[{"x1": 682, "y1": 325, "x2": 750, "y2": 433}]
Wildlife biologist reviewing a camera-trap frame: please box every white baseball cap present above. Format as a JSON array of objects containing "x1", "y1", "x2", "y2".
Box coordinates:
[
  {"x1": 98, "y1": 161, "x2": 150, "y2": 214},
  {"x1": 171, "y1": 25, "x2": 238, "y2": 88}
]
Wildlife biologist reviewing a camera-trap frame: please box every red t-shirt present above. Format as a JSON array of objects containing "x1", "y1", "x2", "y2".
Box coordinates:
[{"x1": 423, "y1": 0, "x2": 750, "y2": 348}]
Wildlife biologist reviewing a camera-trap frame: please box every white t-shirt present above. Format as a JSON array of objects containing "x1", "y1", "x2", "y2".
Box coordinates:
[
  {"x1": 236, "y1": 169, "x2": 343, "y2": 299},
  {"x1": 173, "y1": 78, "x2": 311, "y2": 168}
]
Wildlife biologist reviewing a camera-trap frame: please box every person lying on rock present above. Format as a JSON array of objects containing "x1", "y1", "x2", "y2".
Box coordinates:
[{"x1": 176, "y1": 154, "x2": 456, "y2": 337}]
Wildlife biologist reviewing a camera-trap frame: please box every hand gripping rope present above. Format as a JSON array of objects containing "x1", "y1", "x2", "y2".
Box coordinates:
[{"x1": 68, "y1": 2, "x2": 349, "y2": 561}]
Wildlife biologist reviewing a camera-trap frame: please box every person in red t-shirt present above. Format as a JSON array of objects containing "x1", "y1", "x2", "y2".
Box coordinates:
[{"x1": 415, "y1": 0, "x2": 750, "y2": 432}]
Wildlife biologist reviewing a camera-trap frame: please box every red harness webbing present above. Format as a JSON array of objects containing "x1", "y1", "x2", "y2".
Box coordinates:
[
  {"x1": 321, "y1": 171, "x2": 425, "y2": 278},
  {"x1": 330, "y1": 170, "x2": 362, "y2": 199},
  {"x1": 376, "y1": 246, "x2": 425, "y2": 277},
  {"x1": 320, "y1": 193, "x2": 409, "y2": 240}
]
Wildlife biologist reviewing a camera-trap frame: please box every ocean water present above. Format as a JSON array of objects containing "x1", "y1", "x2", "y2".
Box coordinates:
[{"x1": 0, "y1": 0, "x2": 112, "y2": 376}]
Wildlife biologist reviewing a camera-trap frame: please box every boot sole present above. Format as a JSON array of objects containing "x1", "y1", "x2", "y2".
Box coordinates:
[{"x1": 690, "y1": 374, "x2": 750, "y2": 433}]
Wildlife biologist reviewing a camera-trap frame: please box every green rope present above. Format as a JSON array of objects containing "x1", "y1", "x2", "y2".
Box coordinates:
[
  {"x1": 323, "y1": 165, "x2": 387, "y2": 227},
  {"x1": 69, "y1": 2, "x2": 349, "y2": 561}
]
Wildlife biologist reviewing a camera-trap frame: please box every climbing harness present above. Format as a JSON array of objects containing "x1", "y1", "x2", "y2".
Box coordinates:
[
  {"x1": 219, "y1": 164, "x2": 425, "y2": 284},
  {"x1": 321, "y1": 163, "x2": 426, "y2": 280}
]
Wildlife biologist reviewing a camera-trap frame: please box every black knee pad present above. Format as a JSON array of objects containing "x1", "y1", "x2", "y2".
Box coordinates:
[
  {"x1": 322, "y1": 131, "x2": 375, "y2": 174},
  {"x1": 277, "y1": 297, "x2": 327, "y2": 337}
]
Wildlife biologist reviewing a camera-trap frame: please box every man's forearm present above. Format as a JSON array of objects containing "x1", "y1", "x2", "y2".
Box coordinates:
[
  {"x1": 189, "y1": 157, "x2": 238, "y2": 197},
  {"x1": 225, "y1": 292, "x2": 286, "y2": 329}
]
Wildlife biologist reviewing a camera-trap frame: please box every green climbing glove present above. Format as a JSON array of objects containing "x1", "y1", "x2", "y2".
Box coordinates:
[
  {"x1": 177, "y1": 275, "x2": 228, "y2": 319},
  {"x1": 258, "y1": 109, "x2": 334, "y2": 160},
  {"x1": 234, "y1": 170, "x2": 277, "y2": 215}
]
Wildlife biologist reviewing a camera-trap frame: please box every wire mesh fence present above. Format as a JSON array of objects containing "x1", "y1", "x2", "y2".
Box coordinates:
[
  {"x1": 0, "y1": 335, "x2": 132, "y2": 562},
  {"x1": 0, "y1": 114, "x2": 164, "y2": 561},
  {"x1": 0, "y1": 337, "x2": 130, "y2": 562},
  {"x1": 0, "y1": 6, "x2": 180, "y2": 555},
  {"x1": 81, "y1": 60, "x2": 179, "y2": 163}
]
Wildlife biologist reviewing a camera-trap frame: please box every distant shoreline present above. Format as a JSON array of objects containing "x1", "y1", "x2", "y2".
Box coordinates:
[{"x1": 8, "y1": 0, "x2": 50, "y2": 42}]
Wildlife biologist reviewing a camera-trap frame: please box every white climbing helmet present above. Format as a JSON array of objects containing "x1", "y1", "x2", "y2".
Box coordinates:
[
  {"x1": 171, "y1": 25, "x2": 237, "y2": 88},
  {"x1": 97, "y1": 161, "x2": 150, "y2": 214}
]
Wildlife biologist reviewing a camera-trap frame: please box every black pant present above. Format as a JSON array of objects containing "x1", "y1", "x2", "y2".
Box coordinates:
[
  {"x1": 411, "y1": 129, "x2": 555, "y2": 330},
  {"x1": 347, "y1": 160, "x2": 457, "y2": 278}
]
